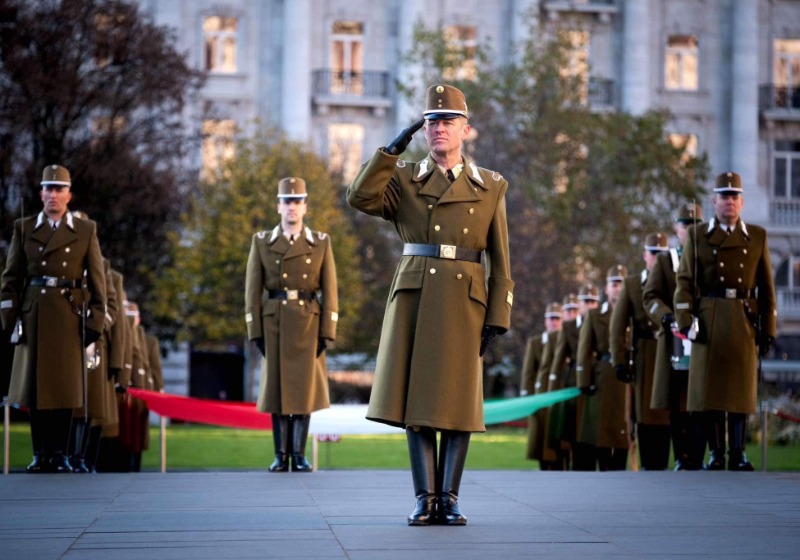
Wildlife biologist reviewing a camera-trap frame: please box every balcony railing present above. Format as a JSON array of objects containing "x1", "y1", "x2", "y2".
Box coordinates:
[
  {"x1": 759, "y1": 84, "x2": 800, "y2": 111},
  {"x1": 777, "y1": 287, "x2": 800, "y2": 321},
  {"x1": 312, "y1": 70, "x2": 389, "y2": 98},
  {"x1": 588, "y1": 77, "x2": 615, "y2": 108},
  {"x1": 770, "y1": 199, "x2": 800, "y2": 227}
]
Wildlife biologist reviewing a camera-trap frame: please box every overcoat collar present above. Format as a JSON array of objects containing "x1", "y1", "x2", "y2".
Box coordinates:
[
  {"x1": 413, "y1": 154, "x2": 487, "y2": 203},
  {"x1": 640, "y1": 268, "x2": 648, "y2": 286},
  {"x1": 706, "y1": 217, "x2": 750, "y2": 246},
  {"x1": 267, "y1": 225, "x2": 315, "y2": 256},
  {"x1": 32, "y1": 211, "x2": 77, "y2": 255}
]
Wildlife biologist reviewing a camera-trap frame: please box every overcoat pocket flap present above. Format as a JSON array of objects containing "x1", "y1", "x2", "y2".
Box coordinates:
[{"x1": 390, "y1": 269, "x2": 423, "y2": 299}]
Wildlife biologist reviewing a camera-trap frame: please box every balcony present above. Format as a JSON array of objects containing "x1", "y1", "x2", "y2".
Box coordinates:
[
  {"x1": 759, "y1": 84, "x2": 800, "y2": 121},
  {"x1": 771, "y1": 199, "x2": 800, "y2": 227},
  {"x1": 588, "y1": 77, "x2": 615, "y2": 110},
  {"x1": 543, "y1": 0, "x2": 618, "y2": 22},
  {"x1": 778, "y1": 287, "x2": 800, "y2": 322},
  {"x1": 312, "y1": 70, "x2": 392, "y2": 115}
]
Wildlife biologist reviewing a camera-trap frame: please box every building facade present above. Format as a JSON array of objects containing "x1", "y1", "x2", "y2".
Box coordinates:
[{"x1": 138, "y1": 0, "x2": 800, "y2": 353}]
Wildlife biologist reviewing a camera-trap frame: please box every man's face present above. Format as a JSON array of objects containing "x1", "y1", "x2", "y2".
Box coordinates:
[
  {"x1": 545, "y1": 316, "x2": 562, "y2": 333},
  {"x1": 605, "y1": 280, "x2": 623, "y2": 306},
  {"x1": 643, "y1": 251, "x2": 658, "y2": 271},
  {"x1": 674, "y1": 222, "x2": 690, "y2": 246},
  {"x1": 40, "y1": 185, "x2": 72, "y2": 219},
  {"x1": 713, "y1": 193, "x2": 743, "y2": 225},
  {"x1": 423, "y1": 117, "x2": 470, "y2": 157},
  {"x1": 277, "y1": 198, "x2": 307, "y2": 226},
  {"x1": 562, "y1": 307, "x2": 579, "y2": 321}
]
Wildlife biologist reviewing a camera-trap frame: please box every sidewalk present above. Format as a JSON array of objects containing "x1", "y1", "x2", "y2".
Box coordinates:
[{"x1": 1, "y1": 470, "x2": 799, "y2": 559}]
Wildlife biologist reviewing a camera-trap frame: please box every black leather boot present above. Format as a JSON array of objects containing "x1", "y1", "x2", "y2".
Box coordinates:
[
  {"x1": 26, "y1": 409, "x2": 46, "y2": 473},
  {"x1": 69, "y1": 418, "x2": 91, "y2": 473},
  {"x1": 26, "y1": 453, "x2": 47, "y2": 474},
  {"x1": 85, "y1": 425, "x2": 103, "y2": 473},
  {"x1": 670, "y1": 411, "x2": 691, "y2": 470},
  {"x1": 406, "y1": 427, "x2": 437, "y2": 526},
  {"x1": 50, "y1": 453, "x2": 74, "y2": 473},
  {"x1": 290, "y1": 415, "x2": 313, "y2": 472},
  {"x1": 269, "y1": 414, "x2": 289, "y2": 472},
  {"x1": 727, "y1": 412, "x2": 754, "y2": 471},
  {"x1": 687, "y1": 412, "x2": 707, "y2": 470},
  {"x1": 706, "y1": 411, "x2": 726, "y2": 471},
  {"x1": 437, "y1": 430, "x2": 470, "y2": 526}
]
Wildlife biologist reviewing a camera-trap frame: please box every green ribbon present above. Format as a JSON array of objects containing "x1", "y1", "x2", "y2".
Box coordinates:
[{"x1": 483, "y1": 387, "x2": 581, "y2": 425}]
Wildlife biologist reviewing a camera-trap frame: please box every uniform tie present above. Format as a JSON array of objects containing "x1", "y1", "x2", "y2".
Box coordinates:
[{"x1": 446, "y1": 169, "x2": 456, "y2": 183}]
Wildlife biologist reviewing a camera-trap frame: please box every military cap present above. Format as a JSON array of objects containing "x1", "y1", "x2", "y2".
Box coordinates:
[
  {"x1": 714, "y1": 171, "x2": 742, "y2": 194},
  {"x1": 578, "y1": 284, "x2": 600, "y2": 301},
  {"x1": 277, "y1": 177, "x2": 307, "y2": 199},
  {"x1": 676, "y1": 202, "x2": 703, "y2": 224},
  {"x1": 423, "y1": 84, "x2": 468, "y2": 120},
  {"x1": 606, "y1": 264, "x2": 628, "y2": 283},
  {"x1": 644, "y1": 232, "x2": 669, "y2": 252},
  {"x1": 544, "y1": 302, "x2": 562, "y2": 318},
  {"x1": 562, "y1": 293, "x2": 579, "y2": 309},
  {"x1": 41, "y1": 164, "x2": 71, "y2": 187}
]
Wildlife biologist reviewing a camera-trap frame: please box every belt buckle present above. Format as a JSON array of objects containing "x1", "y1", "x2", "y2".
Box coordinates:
[
  {"x1": 439, "y1": 245, "x2": 457, "y2": 260},
  {"x1": 286, "y1": 290, "x2": 299, "y2": 301},
  {"x1": 725, "y1": 288, "x2": 736, "y2": 299},
  {"x1": 45, "y1": 277, "x2": 57, "y2": 288}
]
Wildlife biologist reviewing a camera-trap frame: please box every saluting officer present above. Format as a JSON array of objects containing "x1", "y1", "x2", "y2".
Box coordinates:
[
  {"x1": 643, "y1": 203, "x2": 705, "y2": 470},
  {"x1": 576, "y1": 266, "x2": 629, "y2": 471},
  {"x1": 245, "y1": 177, "x2": 339, "y2": 473},
  {"x1": 0, "y1": 164, "x2": 106, "y2": 473},
  {"x1": 674, "y1": 172, "x2": 777, "y2": 471},
  {"x1": 610, "y1": 233, "x2": 671, "y2": 470},
  {"x1": 347, "y1": 84, "x2": 513, "y2": 526}
]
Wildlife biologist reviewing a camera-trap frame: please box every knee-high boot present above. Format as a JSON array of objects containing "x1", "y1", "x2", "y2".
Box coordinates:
[
  {"x1": 69, "y1": 418, "x2": 92, "y2": 473},
  {"x1": 290, "y1": 415, "x2": 312, "y2": 472},
  {"x1": 706, "y1": 410, "x2": 726, "y2": 470},
  {"x1": 406, "y1": 427, "x2": 437, "y2": 526},
  {"x1": 437, "y1": 430, "x2": 470, "y2": 526},
  {"x1": 85, "y1": 425, "x2": 103, "y2": 473},
  {"x1": 269, "y1": 414, "x2": 289, "y2": 472},
  {"x1": 688, "y1": 412, "x2": 707, "y2": 470},
  {"x1": 26, "y1": 409, "x2": 46, "y2": 473},
  {"x1": 727, "y1": 412, "x2": 754, "y2": 471}
]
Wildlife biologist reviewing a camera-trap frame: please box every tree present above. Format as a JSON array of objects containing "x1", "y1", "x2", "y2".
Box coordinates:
[
  {"x1": 396, "y1": 24, "x2": 709, "y2": 386},
  {"x1": 152, "y1": 128, "x2": 364, "y2": 352},
  {"x1": 0, "y1": 0, "x2": 205, "y2": 323}
]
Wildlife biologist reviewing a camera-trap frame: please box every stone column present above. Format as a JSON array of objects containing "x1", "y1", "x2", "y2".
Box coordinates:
[
  {"x1": 281, "y1": 0, "x2": 311, "y2": 142},
  {"x1": 621, "y1": 0, "x2": 650, "y2": 114}
]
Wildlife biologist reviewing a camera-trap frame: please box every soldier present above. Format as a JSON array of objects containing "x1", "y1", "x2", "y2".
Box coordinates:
[
  {"x1": 674, "y1": 172, "x2": 777, "y2": 471},
  {"x1": 347, "y1": 84, "x2": 513, "y2": 526},
  {"x1": 610, "y1": 233, "x2": 672, "y2": 470},
  {"x1": 576, "y1": 266, "x2": 629, "y2": 471},
  {"x1": 643, "y1": 203, "x2": 706, "y2": 470},
  {"x1": 245, "y1": 177, "x2": 339, "y2": 473},
  {"x1": 553, "y1": 287, "x2": 599, "y2": 470},
  {"x1": 0, "y1": 164, "x2": 106, "y2": 473},
  {"x1": 520, "y1": 302, "x2": 561, "y2": 468}
]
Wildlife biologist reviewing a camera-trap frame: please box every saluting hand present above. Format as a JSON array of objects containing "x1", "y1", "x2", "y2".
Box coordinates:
[{"x1": 384, "y1": 118, "x2": 425, "y2": 156}]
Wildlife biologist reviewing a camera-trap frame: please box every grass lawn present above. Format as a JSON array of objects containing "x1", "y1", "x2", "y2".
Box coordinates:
[{"x1": 3, "y1": 422, "x2": 799, "y2": 472}]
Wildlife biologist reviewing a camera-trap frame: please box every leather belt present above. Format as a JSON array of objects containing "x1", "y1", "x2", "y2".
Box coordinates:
[
  {"x1": 705, "y1": 288, "x2": 753, "y2": 300},
  {"x1": 402, "y1": 243, "x2": 481, "y2": 263},
  {"x1": 267, "y1": 289, "x2": 316, "y2": 301},
  {"x1": 29, "y1": 276, "x2": 81, "y2": 288}
]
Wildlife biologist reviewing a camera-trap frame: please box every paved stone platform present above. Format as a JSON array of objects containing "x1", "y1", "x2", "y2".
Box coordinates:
[{"x1": 1, "y1": 470, "x2": 799, "y2": 559}]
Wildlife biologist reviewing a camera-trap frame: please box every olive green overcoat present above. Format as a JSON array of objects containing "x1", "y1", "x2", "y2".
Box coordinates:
[
  {"x1": 0, "y1": 212, "x2": 106, "y2": 409},
  {"x1": 674, "y1": 219, "x2": 777, "y2": 414},
  {"x1": 610, "y1": 272, "x2": 669, "y2": 426},
  {"x1": 347, "y1": 149, "x2": 514, "y2": 432},
  {"x1": 521, "y1": 331, "x2": 545, "y2": 460},
  {"x1": 245, "y1": 226, "x2": 338, "y2": 415},
  {"x1": 576, "y1": 303, "x2": 628, "y2": 449},
  {"x1": 547, "y1": 319, "x2": 581, "y2": 446}
]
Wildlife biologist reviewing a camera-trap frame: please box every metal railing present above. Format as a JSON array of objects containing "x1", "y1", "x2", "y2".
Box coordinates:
[
  {"x1": 312, "y1": 69, "x2": 389, "y2": 98},
  {"x1": 759, "y1": 84, "x2": 800, "y2": 111},
  {"x1": 770, "y1": 199, "x2": 800, "y2": 227}
]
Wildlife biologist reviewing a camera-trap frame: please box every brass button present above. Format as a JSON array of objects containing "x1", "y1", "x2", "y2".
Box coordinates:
[
  {"x1": 306, "y1": 258, "x2": 312, "y2": 264},
  {"x1": 282, "y1": 300, "x2": 287, "y2": 305},
  {"x1": 62, "y1": 262, "x2": 67, "y2": 267},
  {"x1": 469, "y1": 208, "x2": 474, "y2": 214},
  {"x1": 720, "y1": 262, "x2": 725, "y2": 267},
  {"x1": 65, "y1": 248, "x2": 70, "y2": 253},
  {"x1": 39, "y1": 247, "x2": 43, "y2": 252},
  {"x1": 41, "y1": 261, "x2": 46, "y2": 266},
  {"x1": 456, "y1": 274, "x2": 463, "y2": 279},
  {"x1": 282, "y1": 273, "x2": 288, "y2": 278},
  {"x1": 299, "y1": 301, "x2": 305, "y2": 306},
  {"x1": 428, "y1": 204, "x2": 433, "y2": 210},
  {"x1": 41, "y1": 289, "x2": 46, "y2": 294},
  {"x1": 430, "y1": 268, "x2": 436, "y2": 274},
  {"x1": 720, "y1": 276, "x2": 725, "y2": 281},
  {"x1": 743, "y1": 249, "x2": 748, "y2": 254},
  {"x1": 303, "y1": 274, "x2": 308, "y2": 279},
  {"x1": 434, "y1": 225, "x2": 441, "y2": 231},
  {"x1": 275, "y1": 260, "x2": 280, "y2": 264},
  {"x1": 462, "y1": 228, "x2": 469, "y2": 235},
  {"x1": 740, "y1": 263, "x2": 744, "y2": 268},
  {"x1": 738, "y1": 278, "x2": 742, "y2": 283}
]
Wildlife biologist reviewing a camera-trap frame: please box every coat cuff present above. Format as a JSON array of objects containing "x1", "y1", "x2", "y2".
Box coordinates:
[{"x1": 485, "y1": 276, "x2": 514, "y2": 331}]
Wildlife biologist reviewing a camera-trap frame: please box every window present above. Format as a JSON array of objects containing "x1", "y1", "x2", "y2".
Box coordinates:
[
  {"x1": 775, "y1": 39, "x2": 800, "y2": 87},
  {"x1": 328, "y1": 124, "x2": 364, "y2": 185},
  {"x1": 774, "y1": 140, "x2": 800, "y2": 199},
  {"x1": 91, "y1": 116, "x2": 126, "y2": 150},
  {"x1": 558, "y1": 30, "x2": 590, "y2": 104},
  {"x1": 94, "y1": 9, "x2": 130, "y2": 67},
  {"x1": 204, "y1": 16, "x2": 238, "y2": 73},
  {"x1": 443, "y1": 26, "x2": 478, "y2": 81},
  {"x1": 201, "y1": 119, "x2": 236, "y2": 181},
  {"x1": 775, "y1": 257, "x2": 800, "y2": 289},
  {"x1": 330, "y1": 21, "x2": 364, "y2": 94},
  {"x1": 668, "y1": 133, "x2": 698, "y2": 164},
  {"x1": 665, "y1": 35, "x2": 698, "y2": 91}
]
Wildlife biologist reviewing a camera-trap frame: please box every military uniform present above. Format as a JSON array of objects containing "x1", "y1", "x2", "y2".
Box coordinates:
[
  {"x1": 0, "y1": 165, "x2": 106, "y2": 472},
  {"x1": 643, "y1": 203, "x2": 706, "y2": 470},
  {"x1": 674, "y1": 172, "x2": 777, "y2": 470},
  {"x1": 610, "y1": 234, "x2": 671, "y2": 470},
  {"x1": 348, "y1": 84, "x2": 513, "y2": 526},
  {"x1": 245, "y1": 177, "x2": 338, "y2": 473},
  {"x1": 576, "y1": 268, "x2": 629, "y2": 471}
]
